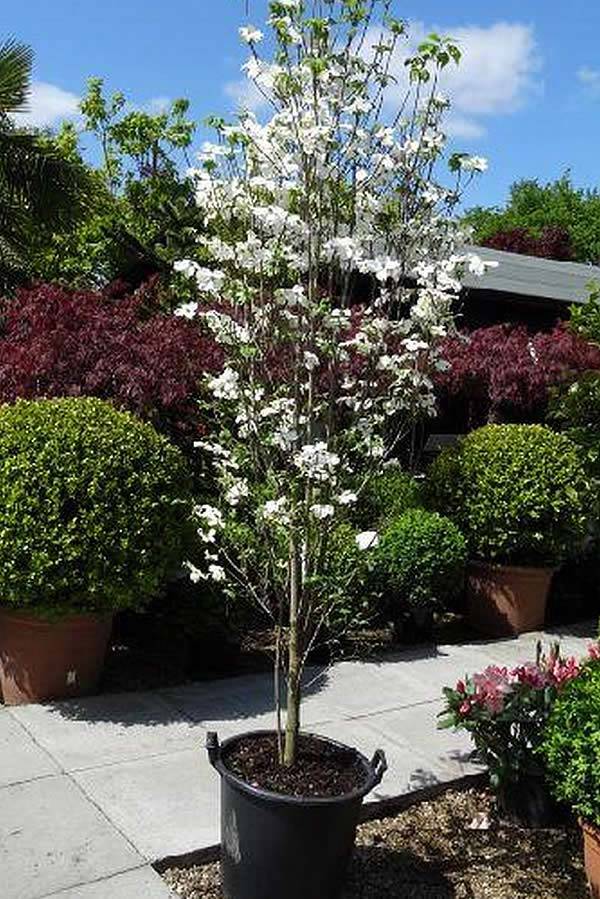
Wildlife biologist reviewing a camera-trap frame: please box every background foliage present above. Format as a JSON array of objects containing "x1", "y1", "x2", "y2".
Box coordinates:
[
  {"x1": 0, "y1": 38, "x2": 93, "y2": 292},
  {"x1": 0, "y1": 282, "x2": 223, "y2": 443},
  {"x1": 25, "y1": 78, "x2": 202, "y2": 296},
  {"x1": 465, "y1": 174, "x2": 600, "y2": 263},
  {"x1": 436, "y1": 322, "x2": 600, "y2": 429}
]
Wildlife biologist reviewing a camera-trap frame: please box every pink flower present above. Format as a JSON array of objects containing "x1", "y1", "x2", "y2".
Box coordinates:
[
  {"x1": 588, "y1": 643, "x2": 600, "y2": 661},
  {"x1": 511, "y1": 663, "x2": 548, "y2": 689},
  {"x1": 456, "y1": 679, "x2": 466, "y2": 694},
  {"x1": 459, "y1": 700, "x2": 471, "y2": 716},
  {"x1": 472, "y1": 666, "x2": 512, "y2": 716},
  {"x1": 551, "y1": 656, "x2": 581, "y2": 686},
  {"x1": 482, "y1": 692, "x2": 506, "y2": 714}
]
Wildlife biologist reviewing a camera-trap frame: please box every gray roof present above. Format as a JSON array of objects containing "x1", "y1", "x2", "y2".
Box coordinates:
[{"x1": 461, "y1": 245, "x2": 600, "y2": 305}]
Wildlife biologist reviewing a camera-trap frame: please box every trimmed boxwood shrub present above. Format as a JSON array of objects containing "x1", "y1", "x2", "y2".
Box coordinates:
[
  {"x1": 427, "y1": 424, "x2": 591, "y2": 566},
  {"x1": 540, "y1": 661, "x2": 600, "y2": 825},
  {"x1": 374, "y1": 510, "x2": 467, "y2": 612},
  {"x1": 0, "y1": 397, "x2": 193, "y2": 614}
]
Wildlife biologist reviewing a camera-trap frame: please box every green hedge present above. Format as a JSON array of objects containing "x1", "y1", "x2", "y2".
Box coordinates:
[
  {"x1": 0, "y1": 398, "x2": 192, "y2": 614},
  {"x1": 540, "y1": 662, "x2": 600, "y2": 825},
  {"x1": 353, "y1": 466, "x2": 422, "y2": 528},
  {"x1": 427, "y1": 424, "x2": 590, "y2": 565}
]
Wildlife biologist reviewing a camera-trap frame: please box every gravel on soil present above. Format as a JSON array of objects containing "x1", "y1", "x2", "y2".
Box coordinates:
[{"x1": 162, "y1": 787, "x2": 589, "y2": 899}]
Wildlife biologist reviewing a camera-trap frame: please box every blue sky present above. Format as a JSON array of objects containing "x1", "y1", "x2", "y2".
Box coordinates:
[{"x1": 6, "y1": 0, "x2": 600, "y2": 210}]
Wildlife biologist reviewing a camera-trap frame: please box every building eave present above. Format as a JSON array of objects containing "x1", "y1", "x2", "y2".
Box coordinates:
[{"x1": 461, "y1": 245, "x2": 600, "y2": 305}]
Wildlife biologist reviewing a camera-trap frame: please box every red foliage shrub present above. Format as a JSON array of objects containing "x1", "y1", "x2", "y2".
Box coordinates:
[
  {"x1": 483, "y1": 226, "x2": 574, "y2": 261},
  {"x1": 0, "y1": 283, "x2": 223, "y2": 442},
  {"x1": 436, "y1": 322, "x2": 600, "y2": 427}
]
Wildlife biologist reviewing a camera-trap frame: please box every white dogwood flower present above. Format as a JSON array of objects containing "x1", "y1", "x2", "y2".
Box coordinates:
[
  {"x1": 355, "y1": 531, "x2": 379, "y2": 551},
  {"x1": 310, "y1": 503, "x2": 334, "y2": 520},
  {"x1": 208, "y1": 564, "x2": 226, "y2": 582},
  {"x1": 207, "y1": 368, "x2": 240, "y2": 401},
  {"x1": 174, "y1": 302, "x2": 198, "y2": 319},
  {"x1": 239, "y1": 25, "x2": 263, "y2": 44}
]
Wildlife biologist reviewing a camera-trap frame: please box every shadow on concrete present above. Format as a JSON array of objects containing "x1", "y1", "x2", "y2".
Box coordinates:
[
  {"x1": 379, "y1": 618, "x2": 595, "y2": 661},
  {"x1": 43, "y1": 667, "x2": 330, "y2": 729}
]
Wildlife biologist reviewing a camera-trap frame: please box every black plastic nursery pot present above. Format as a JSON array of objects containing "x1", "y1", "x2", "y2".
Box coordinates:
[
  {"x1": 392, "y1": 605, "x2": 435, "y2": 643},
  {"x1": 498, "y1": 772, "x2": 563, "y2": 829},
  {"x1": 207, "y1": 730, "x2": 387, "y2": 899}
]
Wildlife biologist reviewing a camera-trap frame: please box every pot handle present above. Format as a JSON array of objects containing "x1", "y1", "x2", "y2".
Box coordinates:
[
  {"x1": 206, "y1": 731, "x2": 220, "y2": 768},
  {"x1": 370, "y1": 748, "x2": 388, "y2": 786}
]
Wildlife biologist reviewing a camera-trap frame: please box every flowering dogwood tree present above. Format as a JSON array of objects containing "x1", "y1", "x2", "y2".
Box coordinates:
[{"x1": 176, "y1": 0, "x2": 491, "y2": 766}]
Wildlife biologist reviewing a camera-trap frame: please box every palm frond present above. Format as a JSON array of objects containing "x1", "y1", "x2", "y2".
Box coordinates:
[
  {"x1": 0, "y1": 130, "x2": 92, "y2": 228},
  {"x1": 0, "y1": 38, "x2": 33, "y2": 114}
]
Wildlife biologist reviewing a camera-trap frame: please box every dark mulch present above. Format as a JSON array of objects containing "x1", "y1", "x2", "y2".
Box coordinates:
[
  {"x1": 223, "y1": 732, "x2": 364, "y2": 798},
  {"x1": 163, "y1": 787, "x2": 589, "y2": 899}
]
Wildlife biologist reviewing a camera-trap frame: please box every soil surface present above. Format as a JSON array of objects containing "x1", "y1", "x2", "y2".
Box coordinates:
[
  {"x1": 163, "y1": 787, "x2": 588, "y2": 899},
  {"x1": 222, "y1": 732, "x2": 365, "y2": 798}
]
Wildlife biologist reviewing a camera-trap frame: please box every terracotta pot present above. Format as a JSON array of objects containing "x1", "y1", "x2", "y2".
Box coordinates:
[
  {"x1": 582, "y1": 820, "x2": 600, "y2": 898},
  {"x1": 466, "y1": 562, "x2": 554, "y2": 637},
  {"x1": 0, "y1": 608, "x2": 113, "y2": 705}
]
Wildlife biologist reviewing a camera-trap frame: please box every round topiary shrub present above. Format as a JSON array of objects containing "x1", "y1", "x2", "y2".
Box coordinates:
[
  {"x1": 373, "y1": 509, "x2": 467, "y2": 613},
  {"x1": 427, "y1": 424, "x2": 591, "y2": 566},
  {"x1": 0, "y1": 397, "x2": 193, "y2": 614},
  {"x1": 540, "y1": 661, "x2": 600, "y2": 825}
]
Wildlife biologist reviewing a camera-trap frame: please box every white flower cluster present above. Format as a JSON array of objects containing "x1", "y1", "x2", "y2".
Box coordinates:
[
  {"x1": 207, "y1": 367, "x2": 240, "y2": 401},
  {"x1": 174, "y1": 260, "x2": 225, "y2": 294},
  {"x1": 293, "y1": 443, "x2": 340, "y2": 483},
  {"x1": 239, "y1": 25, "x2": 263, "y2": 44},
  {"x1": 459, "y1": 155, "x2": 488, "y2": 173}
]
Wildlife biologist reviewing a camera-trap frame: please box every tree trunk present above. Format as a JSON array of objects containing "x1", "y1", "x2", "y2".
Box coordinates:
[{"x1": 284, "y1": 540, "x2": 302, "y2": 767}]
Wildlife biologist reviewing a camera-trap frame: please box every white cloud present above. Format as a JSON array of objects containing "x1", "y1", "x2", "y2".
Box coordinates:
[
  {"x1": 224, "y1": 77, "x2": 266, "y2": 113},
  {"x1": 578, "y1": 66, "x2": 600, "y2": 97},
  {"x1": 222, "y1": 20, "x2": 539, "y2": 138},
  {"x1": 374, "y1": 21, "x2": 540, "y2": 140},
  {"x1": 12, "y1": 81, "x2": 80, "y2": 128},
  {"x1": 444, "y1": 115, "x2": 486, "y2": 140},
  {"x1": 145, "y1": 96, "x2": 172, "y2": 114}
]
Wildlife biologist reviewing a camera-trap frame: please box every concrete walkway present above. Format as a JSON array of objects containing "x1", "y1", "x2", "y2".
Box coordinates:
[{"x1": 0, "y1": 622, "x2": 594, "y2": 899}]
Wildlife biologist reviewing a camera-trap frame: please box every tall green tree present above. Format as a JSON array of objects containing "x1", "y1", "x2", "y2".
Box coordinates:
[
  {"x1": 31, "y1": 79, "x2": 200, "y2": 295},
  {"x1": 464, "y1": 174, "x2": 600, "y2": 264},
  {"x1": 0, "y1": 38, "x2": 91, "y2": 291}
]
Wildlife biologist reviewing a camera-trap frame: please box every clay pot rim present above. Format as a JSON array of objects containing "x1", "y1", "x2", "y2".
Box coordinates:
[
  {"x1": 0, "y1": 607, "x2": 113, "y2": 628},
  {"x1": 580, "y1": 817, "x2": 600, "y2": 837},
  {"x1": 469, "y1": 560, "x2": 557, "y2": 576}
]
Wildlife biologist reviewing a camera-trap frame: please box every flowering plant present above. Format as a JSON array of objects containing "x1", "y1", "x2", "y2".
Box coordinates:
[
  {"x1": 439, "y1": 642, "x2": 600, "y2": 793},
  {"x1": 540, "y1": 656, "x2": 600, "y2": 827},
  {"x1": 179, "y1": 0, "x2": 491, "y2": 767}
]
